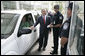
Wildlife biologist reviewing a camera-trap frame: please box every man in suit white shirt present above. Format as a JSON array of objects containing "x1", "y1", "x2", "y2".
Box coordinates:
[{"x1": 31, "y1": 9, "x2": 51, "y2": 51}]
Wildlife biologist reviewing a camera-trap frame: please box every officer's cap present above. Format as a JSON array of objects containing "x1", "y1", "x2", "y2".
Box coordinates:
[
  {"x1": 54, "y1": 5, "x2": 59, "y2": 9},
  {"x1": 68, "y1": 2, "x2": 73, "y2": 11}
]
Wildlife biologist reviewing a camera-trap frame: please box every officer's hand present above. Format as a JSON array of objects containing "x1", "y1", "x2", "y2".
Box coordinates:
[{"x1": 30, "y1": 26, "x2": 34, "y2": 30}]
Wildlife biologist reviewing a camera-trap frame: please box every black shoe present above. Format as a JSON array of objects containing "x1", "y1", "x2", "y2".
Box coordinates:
[
  {"x1": 43, "y1": 48, "x2": 45, "y2": 51},
  {"x1": 50, "y1": 51, "x2": 57, "y2": 55},
  {"x1": 51, "y1": 46, "x2": 54, "y2": 49},
  {"x1": 37, "y1": 48, "x2": 41, "y2": 51}
]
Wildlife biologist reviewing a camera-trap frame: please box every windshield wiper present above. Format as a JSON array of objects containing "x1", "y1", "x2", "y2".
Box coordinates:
[
  {"x1": 1, "y1": 34, "x2": 7, "y2": 39},
  {"x1": 1, "y1": 34, "x2": 5, "y2": 39},
  {"x1": 1, "y1": 34, "x2": 5, "y2": 35},
  {"x1": 1, "y1": 33, "x2": 9, "y2": 35},
  {"x1": 1, "y1": 34, "x2": 9, "y2": 39}
]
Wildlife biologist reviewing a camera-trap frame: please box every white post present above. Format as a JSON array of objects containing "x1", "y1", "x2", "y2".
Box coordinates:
[
  {"x1": 16, "y1": 1, "x2": 20, "y2": 10},
  {"x1": 1, "y1": 1, "x2": 4, "y2": 10},
  {"x1": 21, "y1": 2, "x2": 23, "y2": 10},
  {"x1": 48, "y1": 2, "x2": 51, "y2": 11},
  {"x1": 64, "y1": 1, "x2": 69, "y2": 21}
]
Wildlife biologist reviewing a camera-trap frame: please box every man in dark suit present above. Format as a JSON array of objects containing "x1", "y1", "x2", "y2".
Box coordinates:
[{"x1": 31, "y1": 9, "x2": 51, "y2": 51}]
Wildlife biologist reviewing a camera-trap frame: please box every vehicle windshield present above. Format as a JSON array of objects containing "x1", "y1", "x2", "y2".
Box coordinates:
[{"x1": 1, "y1": 13, "x2": 20, "y2": 35}]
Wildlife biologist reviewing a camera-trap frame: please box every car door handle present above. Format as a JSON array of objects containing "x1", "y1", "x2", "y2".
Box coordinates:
[{"x1": 34, "y1": 29, "x2": 36, "y2": 32}]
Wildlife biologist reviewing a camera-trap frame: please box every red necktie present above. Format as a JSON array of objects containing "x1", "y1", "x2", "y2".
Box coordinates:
[{"x1": 43, "y1": 16, "x2": 45, "y2": 24}]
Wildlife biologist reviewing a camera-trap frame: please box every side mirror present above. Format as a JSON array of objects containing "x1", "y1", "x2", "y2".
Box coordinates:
[{"x1": 17, "y1": 29, "x2": 32, "y2": 37}]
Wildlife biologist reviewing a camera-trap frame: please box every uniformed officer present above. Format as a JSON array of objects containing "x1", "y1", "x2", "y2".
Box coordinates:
[
  {"x1": 60, "y1": 2, "x2": 73, "y2": 55},
  {"x1": 50, "y1": 5, "x2": 63, "y2": 54}
]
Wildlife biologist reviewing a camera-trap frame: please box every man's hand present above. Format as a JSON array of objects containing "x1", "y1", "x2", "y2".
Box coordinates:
[{"x1": 30, "y1": 26, "x2": 34, "y2": 30}]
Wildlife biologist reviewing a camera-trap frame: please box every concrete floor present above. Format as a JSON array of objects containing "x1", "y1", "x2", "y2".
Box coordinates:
[{"x1": 26, "y1": 29, "x2": 61, "y2": 55}]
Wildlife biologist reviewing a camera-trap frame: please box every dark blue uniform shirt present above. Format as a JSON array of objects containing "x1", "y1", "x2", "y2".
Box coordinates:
[
  {"x1": 52, "y1": 11, "x2": 63, "y2": 27},
  {"x1": 60, "y1": 17, "x2": 71, "y2": 38}
]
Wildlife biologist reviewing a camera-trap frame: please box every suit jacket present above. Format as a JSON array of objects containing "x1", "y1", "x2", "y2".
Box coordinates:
[{"x1": 34, "y1": 15, "x2": 51, "y2": 33}]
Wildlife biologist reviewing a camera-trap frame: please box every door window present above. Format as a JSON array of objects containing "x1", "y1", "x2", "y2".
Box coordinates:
[{"x1": 19, "y1": 13, "x2": 34, "y2": 30}]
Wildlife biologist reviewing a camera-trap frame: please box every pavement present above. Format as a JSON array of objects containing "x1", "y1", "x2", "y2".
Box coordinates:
[{"x1": 26, "y1": 29, "x2": 61, "y2": 55}]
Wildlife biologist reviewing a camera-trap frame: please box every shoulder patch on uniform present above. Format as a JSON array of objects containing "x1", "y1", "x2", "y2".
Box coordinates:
[
  {"x1": 59, "y1": 16, "x2": 62, "y2": 20},
  {"x1": 63, "y1": 23, "x2": 69, "y2": 30}
]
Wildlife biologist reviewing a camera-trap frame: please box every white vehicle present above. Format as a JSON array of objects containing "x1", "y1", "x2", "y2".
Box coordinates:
[{"x1": 1, "y1": 10, "x2": 39, "y2": 55}]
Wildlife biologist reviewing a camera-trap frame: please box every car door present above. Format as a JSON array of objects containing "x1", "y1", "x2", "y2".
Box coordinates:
[
  {"x1": 16, "y1": 13, "x2": 36, "y2": 54},
  {"x1": 24, "y1": 13, "x2": 37, "y2": 52}
]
